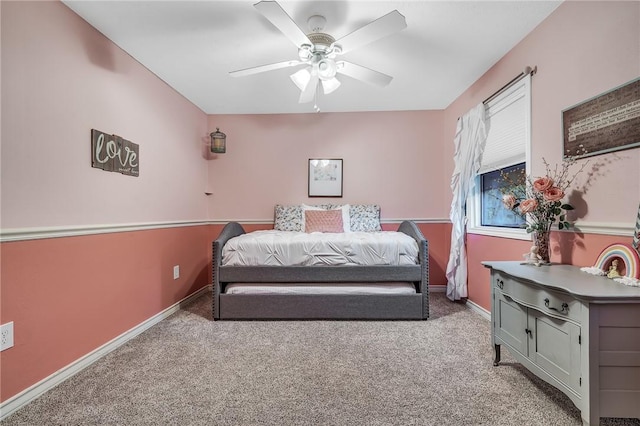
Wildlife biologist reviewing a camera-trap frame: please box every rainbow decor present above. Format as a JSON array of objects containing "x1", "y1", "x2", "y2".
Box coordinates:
[{"x1": 593, "y1": 243, "x2": 640, "y2": 279}]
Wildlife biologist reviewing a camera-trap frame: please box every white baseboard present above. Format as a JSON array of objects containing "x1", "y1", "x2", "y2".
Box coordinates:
[
  {"x1": 466, "y1": 299, "x2": 491, "y2": 321},
  {"x1": 0, "y1": 285, "x2": 211, "y2": 421},
  {"x1": 429, "y1": 286, "x2": 490, "y2": 320}
]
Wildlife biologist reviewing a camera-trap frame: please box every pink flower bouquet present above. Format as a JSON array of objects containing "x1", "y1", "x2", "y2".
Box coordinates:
[{"x1": 500, "y1": 156, "x2": 587, "y2": 234}]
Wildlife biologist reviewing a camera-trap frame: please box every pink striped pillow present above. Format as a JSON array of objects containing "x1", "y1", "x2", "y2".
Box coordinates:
[{"x1": 304, "y1": 209, "x2": 344, "y2": 233}]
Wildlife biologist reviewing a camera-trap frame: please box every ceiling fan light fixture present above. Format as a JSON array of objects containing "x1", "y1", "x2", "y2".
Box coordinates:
[
  {"x1": 328, "y1": 43, "x2": 342, "y2": 57},
  {"x1": 230, "y1": 2, "x2": 407, "y2": 106},
  {"x1": 290, "y1": 68, "x2": 311, "y2": 91},
  {"x1": 317, "y1": 58, "x2": 337, "y2": 80},
  {"x1": 298, "y1": 44, "x2": 312, "y2": 61},
  {"x1": 321, "y1": 77, "x2": 341, "y2": 95}
]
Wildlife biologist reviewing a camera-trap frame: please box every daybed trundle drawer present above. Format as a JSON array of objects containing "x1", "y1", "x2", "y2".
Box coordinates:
[
  {"x1": 219, "y1": 294, "x2": 424, "y2": 320},
  {"x1": 493, "y1": 271, "x2": 580, "y2": 322}
]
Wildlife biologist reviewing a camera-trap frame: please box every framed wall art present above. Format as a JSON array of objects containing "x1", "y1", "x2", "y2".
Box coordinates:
[
  {"x1": 562, "y1": 78, "x2": 639, "y2": 159},
  {"x1": 308, "y1": 159, "x2": 343, "y2": 197},
  {"x1": 91, "y1": 129, "x2": 139, "y2": 177}
]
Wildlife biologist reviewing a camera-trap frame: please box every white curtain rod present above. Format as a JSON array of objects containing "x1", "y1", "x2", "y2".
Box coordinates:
[{"x1": 483, "y1": 65, "x2": 537, "y2": 105}]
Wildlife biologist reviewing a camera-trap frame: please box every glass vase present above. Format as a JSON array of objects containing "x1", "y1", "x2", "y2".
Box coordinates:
[{"x1": 533, "y1": 231, "x2": 551, "y2": 264}]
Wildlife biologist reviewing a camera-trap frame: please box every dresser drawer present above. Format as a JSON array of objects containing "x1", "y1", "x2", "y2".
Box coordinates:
[{"x1": 493, "y1": 271, "x2": 581, "y2": 322}]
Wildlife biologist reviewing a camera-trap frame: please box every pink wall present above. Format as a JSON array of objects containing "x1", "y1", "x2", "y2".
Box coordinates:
[
  {"x1": 1, "y1": 1, "x2": 211, "y2": 403},
  {"x1": 382, "y1": 222, "x2": 451, "y2": 288},
  {"x1": 1, "y1": 1, "x2": 209, "y2": 229},
  {"x1": 1, "y1": 227, "x2": 210, "y2": 401},
  {"x1": 206, "y1": 111, "x2": 446, "y2": 221},
  {"x1": 444, "y1": 1, "x2": 640, "y2": 311},
  {"x1": 205, "y1": 111, "x2": 452, "y2": 283}
]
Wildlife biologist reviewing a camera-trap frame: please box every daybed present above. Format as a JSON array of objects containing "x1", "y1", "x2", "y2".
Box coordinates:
[{"x1": 212, "y1": 204, "x2": 429, "y2": 320}]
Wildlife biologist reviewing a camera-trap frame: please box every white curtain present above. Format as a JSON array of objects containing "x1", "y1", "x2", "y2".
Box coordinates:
[{"x1": 446, "y1": 103, "x2": 488, "y2": 301}]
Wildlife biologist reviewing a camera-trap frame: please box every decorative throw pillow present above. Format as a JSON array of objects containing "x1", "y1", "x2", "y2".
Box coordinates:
[
  {"x1": 304, "y1": 209, "x2": 344, "y2": 233},
  {"x1": 349, "y1": 204, "x2": 382, "y2": 232},
  {"x1": 274, "y1": 204, "x2": 303, "y2": 232},
  {"x1": 302, "y1": 204, "x2": 351, "y2": 232}
]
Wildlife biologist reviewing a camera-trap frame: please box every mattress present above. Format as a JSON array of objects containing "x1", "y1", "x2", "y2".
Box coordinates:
[
  {"x1": 221, "y1": 230, "x2": 419, "y2": 267},
  {"x1": 225, "y1": 282, "x2": 417, "y2": 295}
]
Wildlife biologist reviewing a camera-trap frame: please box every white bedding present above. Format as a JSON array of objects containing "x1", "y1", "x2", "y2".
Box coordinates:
[
  {"x1": 225, "y1": 282, "x2": 417, "y2": 295},
  {"x1": 221, "y1": 230, "x2": 419, "y2": 267}
]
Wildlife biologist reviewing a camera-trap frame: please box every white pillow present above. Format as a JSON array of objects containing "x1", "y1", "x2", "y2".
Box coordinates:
[
  {"x1": 302, "y1": 204, "x2": 350, "y2": 232},
  {"x1": 338, "y1": 204, "x2": 351, "y2": 232}
]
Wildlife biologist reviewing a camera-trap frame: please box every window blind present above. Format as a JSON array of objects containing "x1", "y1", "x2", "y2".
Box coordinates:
[{"x1": 479, "y1": 75, "x2": 530, "y2": 174}]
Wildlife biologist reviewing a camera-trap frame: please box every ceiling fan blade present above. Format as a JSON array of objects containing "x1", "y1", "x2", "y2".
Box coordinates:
[
  {"x1": 337, "y1": 61, "x2": 393, "y2": 87},
  {"x1": 335, "y1": 10, "x2": 407, "y2": 54},
  {"x1": 230, "y1": 60, "x2": 303, "y2": 77},
  {"x1": 254, "y1": 1, "x2": 311, "y2": 48},
  {"x1": 299, "y1": 72, "x2": 319, "y2": 103}
]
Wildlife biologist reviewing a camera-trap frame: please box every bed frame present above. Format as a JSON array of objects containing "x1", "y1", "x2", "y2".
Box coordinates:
[{"x1": 212, "y1": 221, "x2": 429, "y2": 320}]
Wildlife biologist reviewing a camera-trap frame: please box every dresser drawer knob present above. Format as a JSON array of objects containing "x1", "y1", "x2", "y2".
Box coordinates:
[
  {"x1": 544, "y1": 298, "x2": 569, "y2": 314},
  {"x1": 496, "y1": 279, "x2": 504, "y2": 289}
]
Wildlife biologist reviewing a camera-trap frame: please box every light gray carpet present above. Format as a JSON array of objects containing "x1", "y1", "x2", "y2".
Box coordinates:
[{"x1": 3, "y1": 292, "x2": 639, "y2": 425}]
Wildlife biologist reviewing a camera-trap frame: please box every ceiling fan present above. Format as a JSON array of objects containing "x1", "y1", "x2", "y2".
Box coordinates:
[{"x1": 230, "y1": 1, "x2": 407, "y2": 105}]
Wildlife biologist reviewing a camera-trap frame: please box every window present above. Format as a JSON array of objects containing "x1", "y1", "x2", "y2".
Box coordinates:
[
  {"x1": 467, "y1": 74, "x2": 531, "y2": 240},
  {"x1": 480, "y1": 163, "x2": 526, "y2": 228}
]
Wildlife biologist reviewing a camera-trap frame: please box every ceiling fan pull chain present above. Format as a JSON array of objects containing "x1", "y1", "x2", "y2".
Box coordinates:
[{"x1": 314, "y1": 83, "x2": 320, "y2": 113}]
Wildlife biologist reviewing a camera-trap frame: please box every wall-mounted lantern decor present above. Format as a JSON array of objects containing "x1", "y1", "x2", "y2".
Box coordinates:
[{"x1": 210, "y1": 128, "x2": 226, "y2": 154}]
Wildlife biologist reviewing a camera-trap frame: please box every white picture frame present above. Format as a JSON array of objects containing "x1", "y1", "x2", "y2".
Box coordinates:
[{"x1": 308, "y1": 159, "x2": 343, "y2": 197}]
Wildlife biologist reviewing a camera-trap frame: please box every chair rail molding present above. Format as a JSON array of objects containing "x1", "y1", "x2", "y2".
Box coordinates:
[{"x1": 0, "y1": 220, "x2": 210, "y2": 242}]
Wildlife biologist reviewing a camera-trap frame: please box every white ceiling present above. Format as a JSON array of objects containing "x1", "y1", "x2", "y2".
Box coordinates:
[{"x1": 63, "y1": 0, "x2": 561, "y2": 115}]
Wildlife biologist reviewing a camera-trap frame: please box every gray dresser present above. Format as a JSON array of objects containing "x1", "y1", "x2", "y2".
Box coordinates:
[{"x1": 483, "y1": 261, "x2": 640, "y2": 426}]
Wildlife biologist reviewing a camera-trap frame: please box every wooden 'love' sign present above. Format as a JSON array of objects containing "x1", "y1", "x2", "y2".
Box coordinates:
[{"x1": 91, "y1": 129, "x2": 139, "y2": 177}]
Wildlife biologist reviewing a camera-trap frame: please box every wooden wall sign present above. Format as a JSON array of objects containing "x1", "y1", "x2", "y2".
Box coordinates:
[
  {"x1": 562, "y1": 78, "x2": 639, "y2": 159},
  {"x1": 91, "y1": 129, "x2": 139, "y2": 177}
]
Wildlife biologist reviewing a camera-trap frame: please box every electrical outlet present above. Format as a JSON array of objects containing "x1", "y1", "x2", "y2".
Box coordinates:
[
  {"x1": 173, "y1": 265, "x2": 180, "y2": 280},
  {"x1": 1, "y1": 322, "x2": 14, "y2": 351}
]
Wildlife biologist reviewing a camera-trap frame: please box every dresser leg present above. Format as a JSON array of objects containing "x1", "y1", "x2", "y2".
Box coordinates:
[{"x1": 493, "y1": 344, "x2": 501, "y2": 366}]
